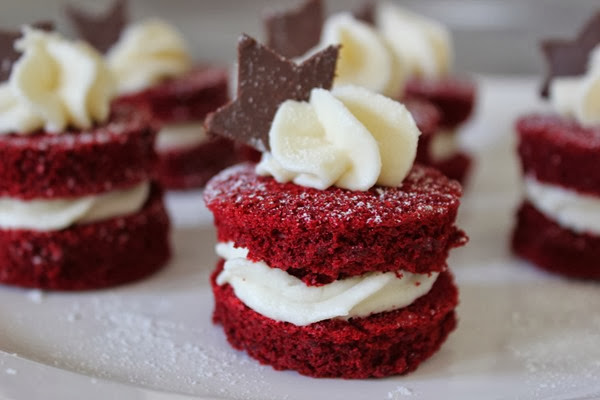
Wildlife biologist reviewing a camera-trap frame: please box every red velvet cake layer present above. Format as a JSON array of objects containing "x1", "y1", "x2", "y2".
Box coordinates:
[
  {"x1": 0, "y1": 105, "x2": 155, "y2": 200},
  {"x1": 404, "y1": 97, "x2": 441, "y2": 139},
  {"x1": 205, "y1": 163, "x2": 467, "y2": 285},
  {"x1": 405, "y1": 78, "x2": 476, "y2": 128},
  {"x1": 516, "y1": 114, "x2": 600, "y2": 197},
  {"x1": 512, "y1": 201, "x2": 600, "y2": 280},
  {"x1": 0, "y1": 186, "x2": 171, "y2": 290},
  {"x1": 115, "y1": 67, "x2": 229, "y2": 125},
  {"x1": 156, "y1": 137, "x2": 238, "y2": 190},
  {"x1": 212, "y1": 262, "x2": 458, "y2": 378}
]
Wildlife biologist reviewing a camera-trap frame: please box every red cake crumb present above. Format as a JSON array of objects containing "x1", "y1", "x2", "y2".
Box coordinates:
[
  {"x1": 0, "y1": 186, "x2": 171, "y2": 290},
  {"x1": 512, "y1": 201, "x2": 600, "y2": 280},
  {"x1": 0, "y1": 105, "x2": 155, "y2": 200},
  {"x1": 115, "y1": 67, "x2": 229, "y2": 125},
  {"x1": 516, "y1": 114, "x2": 600, "y2": 196},
  {"x1": 156, "y1": 137, "x2": 239, "y2": 190},
  {"x1": 405, "y1": 78, "x2": 476, "y2": 128},
  {"x1": 205, "y1": 163, "x2": 467, "y2": 285},
  {"x1": 212, "y1": 262, "x2": 458, "y2": 378}
]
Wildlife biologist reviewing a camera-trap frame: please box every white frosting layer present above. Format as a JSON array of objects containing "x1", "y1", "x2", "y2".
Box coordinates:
[
  {"x1": 108, "y1": 19, "x2": 192, "y2": 94},
  {"x1": 156, "y1": 121, "x2": 207, "y2": 152},
  {"x1": 524, "y1": 176, "x2": 600, "y2": 235},
  {"x1": 320, "y1": 13, "x2": 404, "y2": 97},
  {"x1": 375, "y1": 2, "x2": 452, "y2": 79},
  {"x1": 430, "y1": 129, "x2": 459, "y2": 162},
  {"x1": 0, "y1": 27, "x2": 115, "y2": 135},
  {"x1": 256, "y1": 85, "x2": 420, "y2": 191},
  {"x1": 0, "y1": 182, "x2": 150, "y2": 231},
  {"x1": 550, "y1": 44, "x2": 600, "y2": 126},
  {"x1": 215, "y1": 242, "x2": 438, "y2": 326}
]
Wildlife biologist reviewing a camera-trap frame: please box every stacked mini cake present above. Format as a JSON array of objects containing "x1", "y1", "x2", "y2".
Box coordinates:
[
  {"x1": 204, "y1": 35, "x2": 467, "y2": 378},
  {"x1": 67, "y1": 0, "x2": 235, "y2": 190},
  {"x1": 263, "y1": 0, "x2": 476, "y2": 183},
  {"x1": 0, "y1": 27, "x2": 170, "y2": 290},
  {"x1": 513, "y1": 13, "x2": 600, "y2": 279}
]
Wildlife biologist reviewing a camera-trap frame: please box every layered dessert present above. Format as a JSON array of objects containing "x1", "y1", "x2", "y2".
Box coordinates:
[
  {"x1": 263, "y1": 0, "x2": 476, "y2": 183},
  {"x1": 513, "y1": 13, "x2": 600, "y2": 279},
  {"x1": 0, "y1": 27, "x2": 170, "y2": 290},
  {"x1": 67, "y1": 0, "x2": 236, "y2": 189},
  {"x1": 204, "y1": 35, "x2": 467, "y2": 378}
]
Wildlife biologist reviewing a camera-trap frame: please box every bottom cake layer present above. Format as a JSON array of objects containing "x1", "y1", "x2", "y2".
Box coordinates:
[
  {"x1": 512, "y1": 201, "x2": 600, "y2": 280},
  {"x1": 212, "y1": 261, "x2": 458, "y2": 379},
  {"x1": 0, "y1": 187, "x2": 171, "y2": 290},
  {"x1": 156, "y1": 137, "x2": 238, "y2": 190}
]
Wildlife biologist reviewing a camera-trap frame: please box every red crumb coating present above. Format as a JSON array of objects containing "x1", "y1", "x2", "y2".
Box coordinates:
[
  {"x1": 204, "y1": 163, "x2": 467, "y2": 285},
  {"x1": 212, "y1": 262, "x2": 458, "y2": 378},
  {"x1": 0, "y1": 105, "x2": 155, "y2": 200},
  {"x1": 115, "y1": 67, "x2": 229, "y2": 125},
  {"x1": 0, "y1": 186, "x2": 171, "y2": 290},
  {"x1": 512, "y1": 201, "x2": 600, "y2": 280},
  {"x1": 156, "y1": 137, "x2": 239, "y2": 190},
  {"x1": 405, "y1": 77, "x2": 476, "y2": 128},
  {"x1": 516, "y1": 114, "x2": 600, "y2": 196}
]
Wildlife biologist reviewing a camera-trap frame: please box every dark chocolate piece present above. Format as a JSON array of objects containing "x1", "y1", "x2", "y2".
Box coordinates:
[
  {"x1": 65, "y1": 0, "x2": 128, "y2": 54},
  {"x1": 541, "y1": 12, "x2": 600, "y2": 98},
  {"x1": 264, "y1": 0, "x2": 324, "y2": 59},
  {"x1": 354, "y1": 1, "x2": 376, "y2": 25},
  {"x1": 0, "y1": 21, "x2": 54, "y2": 82},
  {"x1": 206, "y1": 34, "x2": 339, "y2": 152}
]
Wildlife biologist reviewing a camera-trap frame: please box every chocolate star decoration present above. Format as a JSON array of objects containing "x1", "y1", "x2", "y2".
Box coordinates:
[
  {"x1": 540, "y1": 12, "x2": 600, "y2": 98},
  {"x1": 65, "y1": 0, "x2": 128, "y2": 53},
  {"x1": 264, "y1": 0, "x2": 324, "y2": 59},
  {"x1": 206, "y1": 34, "x2": 339, "y2": 152},
  {"x1": 354, "y1": 1, "x2": 376, "y2": 25},
  {"x1": 0, "y1": 21, "x2": 54, "y2": 82}
]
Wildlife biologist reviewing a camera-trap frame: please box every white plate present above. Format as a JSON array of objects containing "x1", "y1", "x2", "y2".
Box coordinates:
[{"x1": 1, "y1": 77, "x2": 600, "y2": 400}]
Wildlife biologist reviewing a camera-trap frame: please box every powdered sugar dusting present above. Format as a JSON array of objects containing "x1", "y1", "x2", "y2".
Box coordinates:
[{"x1": 204, "y1": 163, "x2": 461, "y2": 227}]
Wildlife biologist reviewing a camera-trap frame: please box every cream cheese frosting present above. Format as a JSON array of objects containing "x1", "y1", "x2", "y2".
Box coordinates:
[
  {"x1": 550, "y1": 45, "x2": 600, "y2": 126},
  {"x1": 319, "y1": 13, "x2": 404, "y2": 97},
  {"x1": 256, "y1": 85, "x2": 420, "y2": 191},
  {"x1": 107, "y1": 19, "x2": 192, "y2": 94},
  {"x1": 155, "y1": 121, "x2": 207, "y2": 152},
  {"x1": 0, "y1": 27, "x2": 115, "y2": 135},
  {"x1": 374, "y1": 2, "x2": 452, "y2": 79},
  {"x1": 0, "y1": 181, "x2": 150, "y2": 231},
  {"x1": 524, "y1": 176, "x2": 600, "y2": 235},
  {"x1": 215, "y1": 242, "x2": 439, "y2": 326}
]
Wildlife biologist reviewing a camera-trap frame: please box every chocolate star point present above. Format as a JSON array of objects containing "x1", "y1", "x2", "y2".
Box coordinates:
[
  {"x1": 264, "y1": 0, "x2": 324, "y2": 59},
  {"x1": 0, "y1": 21, "x2": 54, "y2": 82},
  {"x1": 354, "y1": 1, "x2": 376, "y2": 25},
  {"x1": 65, "y1": 0, "x2": 128, "y2": 53},
  {"x1": 206, "y1": 34, "x2": 339, "y2": 152},
  {"x1": 541, "y1": 12, "x2": 600, "y2": 98}
]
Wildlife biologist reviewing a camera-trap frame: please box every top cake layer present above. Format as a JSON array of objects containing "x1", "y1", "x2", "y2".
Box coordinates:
[
  {"x1": 205, "y1": 163, "x2": 466, "y2": 285},
  {"x1": 516, "y1": 114, "x2": 600, "y2": 196},
  {"x1": 114, "y1": 67, "x2": 229, "y2": 124},
  {"x1": 405, "y1": 77, "x2": 476, "y2": 128},
  {"x1": 0, "y1": 104, "x2": 155, "y2": 200}
]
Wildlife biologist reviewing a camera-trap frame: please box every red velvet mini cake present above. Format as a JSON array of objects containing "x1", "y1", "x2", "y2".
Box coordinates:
[
  {"x1": 67, "y1": 0, "x2": 237, "y2": 190},
  {"x1": 0, "y1": 27, "x2": 170, "y2": 290},
  {"x1": 204, "y1": 35, "x2": 467, "y2": 378},
  {"x1": 262, "y1": 0, "x2": 476, "y2": 183},
  {"x1": 512, "y1": 13, "x2": 600, "y2": 279}
]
